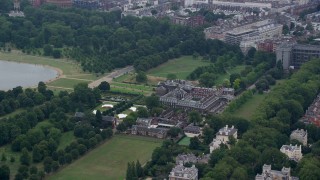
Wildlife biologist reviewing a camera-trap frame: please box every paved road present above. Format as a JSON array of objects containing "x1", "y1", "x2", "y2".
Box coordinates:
[{"x1": 88, "y1": 66, "x2": 134, "y2": 88}]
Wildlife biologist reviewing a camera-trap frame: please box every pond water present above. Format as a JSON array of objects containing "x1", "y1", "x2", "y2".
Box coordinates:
[{"x1": 0, "y1": 60, "x2": 59, "y2": 90}]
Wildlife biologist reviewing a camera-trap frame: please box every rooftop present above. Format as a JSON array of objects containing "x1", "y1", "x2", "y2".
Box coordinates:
[{"x1": 217, "y1": 125, "x2": 237, "y2": 136}]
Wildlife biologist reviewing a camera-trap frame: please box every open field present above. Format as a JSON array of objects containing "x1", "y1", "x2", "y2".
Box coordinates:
[
  {"x1": 147, "y1": 56, "x2": 211, "y2": 79},
  {"x1": 232, "y1": 93, "x2": 266, "y2": 120},
  {"x1": 232, "y1": 79, "x2": 287, "y2": 120},
  {"x1": 49, "y1": 135, "x2": 162, "y2": 180},
  {"x1": 48, "y1": 78, "x2": 89, "y2": 89}
]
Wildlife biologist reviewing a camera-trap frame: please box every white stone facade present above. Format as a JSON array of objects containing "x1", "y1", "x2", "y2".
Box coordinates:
[
  {"x1": 280, "y1": 144, "x2": 303, "y2": 162},
  {"x1": 290, "y1": 129, "x2": 307, "y2": 146}
]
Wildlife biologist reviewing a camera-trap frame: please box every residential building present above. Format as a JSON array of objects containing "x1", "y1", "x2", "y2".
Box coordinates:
[
  {"x1": 255, "y1": 164, "x2": 299, "y2": 180},
  {"x1": 131, "y1": 125, "x2": 168, "y2": 139},
  {"x1": 176, "y1": 153, "x2": 210, "y2": 165},
  {"x1": 225, "y1": 19, "x2": 283, "y2": 46},
  {"x1": 209, "y1": 125, "x2": 237, "y2": 153},
  {"x1": 301, "y1": 93, "x2": 320, "y2": 127},
  {"x1": 280, "y1": 144, "x2": 303, "y2": 162},
  {"x1": 209, "y1": 138, "x2": 222, "y2": 153},
  {"x1": 170, "y1": 15, "x2": 205, "y2": 27},
  {"x1": 169, "y1": 164, "x2": 198, "y2": 180},
  {"x1": 290, "y1": 129, "x2": 307, "y2": 146},
  {"x1": 183, "y1": 124, "x2": 201, "y2": 137},
  {"x1": 276, "y1": 43, "x2": 320, "y2": 70},
  {"x1": 45, "y1": 0, "x2": 72, "y2": 7},
  {"x1": 215, "y1": 125, "x2": 238, "y2": 143}
]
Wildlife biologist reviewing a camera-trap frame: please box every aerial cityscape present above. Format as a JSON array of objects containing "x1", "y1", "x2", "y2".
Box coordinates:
[{"x1": 0, "y1": 0, "x2": 320, "y2": 179}]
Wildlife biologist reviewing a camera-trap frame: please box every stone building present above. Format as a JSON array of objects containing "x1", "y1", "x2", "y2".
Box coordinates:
[
  {"x1": 131, "y1": 125, "x2": 168, "y2": 139},
  {"x1": 280, "y1": 144, "x2": 303, "y2": 162},
  {"x1": 176, "y1": 153, "x2": 210, "y2": 165},
  {"x1": 301, "y1": 93, "x2": 320, "y2": 127},
  {"x1": 290, "y1": 129, "x2": 307, "y2": 146},
  {"x1": 157, "y1": 80, "x2": 234, "y2": 114},
  {"x1": 255, "y1": 164, "x2": 299, "y2": 180},
  {"x1": 183, "y1": 124, "x2": 201, "y2": 137},
  {"x1": 215, "y1": 125, "x2": 238, "y2": 143},
  {"x1": 209, "y1": 125, "x2": 238, "y2": 153},
  {"x1": 169, "y1": 164, "x2": 198, "y2": 180}
]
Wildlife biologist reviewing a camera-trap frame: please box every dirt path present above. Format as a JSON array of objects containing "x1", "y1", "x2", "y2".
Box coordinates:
[{"x1": 89, "y1": 66, "x2": 134, "y2": 88}]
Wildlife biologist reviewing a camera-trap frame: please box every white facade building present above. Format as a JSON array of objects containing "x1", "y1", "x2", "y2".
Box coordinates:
[
  {"x1": 290, "y1": 129, "x2": 307, "y2": 146},
  {"x1": 280, "y1": 144, "x2": 303, "y2": 162}
]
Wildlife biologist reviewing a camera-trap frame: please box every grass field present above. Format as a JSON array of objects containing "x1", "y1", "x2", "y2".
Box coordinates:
[
  {"x1": 48, "y1": 78, "x2": 89, "y2": 89},
  {"x1": 178, "y1": 137, "x2": 191, "y2": 146},
  {"x1": 232, "y1": 93, "x2": 266, "y2": 120},
  {"x1": 58, "y1": 132, "x2": 76, "y2": 150},
  {"x1": 147, "y1": 56, "x2": 211, "y2": 79},
  {"x1": 232, "y1": 79, "x2": 287, "y2": 120},
  {"x1": 49, "y1": 135, "x2": 162, "y2": 180}
]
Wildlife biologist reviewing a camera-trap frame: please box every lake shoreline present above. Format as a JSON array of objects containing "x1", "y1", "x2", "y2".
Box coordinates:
[{"x1": 0, "y1": 60, "x2": 64, "y2": 90}]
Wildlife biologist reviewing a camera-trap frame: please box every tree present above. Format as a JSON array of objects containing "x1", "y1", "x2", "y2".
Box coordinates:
[
  {"x1": 136, "y1": 160, "x2": 143, "y2": 178},
  {"x1": 151, "y1": 9, "x2": 157, "y2": 15},
  {"x1": 43, "y1": 45, "x2": 53, "y2": 56},
  {"x1": 1, "y1": 153, "x2": 6, "y2": 162},
  {"x1": 199, "y1": 72, "x2": 217, "y2": 87},
  {"x1": 20, "y1": 148, "x2": 31, "y2": 166},
  {"x1": 0, "y1": 165, "x2": 10, "y2": 180},
  {"x1": 52, "y1": 49, "x2": 61, "y2": 58},
  {"x1": 136, "y1": 72, "x2": 147, "y2": 83},
  {"x1": 145, "y1": 95, "x2": 159, "y2": 110},
  {"x1": 189, "y1": 137, "x2": 200, "y2": 150},
  {"x1": 137, "y1": 107, "x2": 148, "y2": 118},
  {"x1": 188, "y1": 111, "x2": 202, "y2": 125},
  {"x1": 98, "y1": 81, "x2": 110, "y2": 91},
  {"x1": 166, "y1": 73, "x2": 177, "y2": 80},
  {"x1": 167, "y1": 127, "x2": 181, "y2": 138}
]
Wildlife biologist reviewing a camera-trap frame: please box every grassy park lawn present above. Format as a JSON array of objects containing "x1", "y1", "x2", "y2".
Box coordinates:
[
  {"x1": 178, "y1": 137, "x2": 191, "y2": 146},
  {"x1": 49, "y1": 135, "x2": 162, "y2": 180},
  {"x1": 58, "y1": 132, "x2": 76, "y2": 150},
  {"x1": 0, "y1": 108, "x2": 25, "y2": 119},
  {"x1": 232, "y1": 93, "x2": 266, "y2": 120},
  {"x1": 232, "y1": 79, "x2": 287, "y2": 120},
  {"x1": 47, "y1": 78, "x2": 89, "y2": 89},
  {"x1": 147, "y1": 56, "x2": 211, "y2": 79}
]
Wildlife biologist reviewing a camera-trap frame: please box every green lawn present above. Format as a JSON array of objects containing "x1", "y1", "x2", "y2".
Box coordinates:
[
  {"x1": 49, "y1": 135, "x2": 162, "y2": 180},
  {"x1": 147, "y1": 56, "x2": 211, "y2": 79},
  {"x1": 178, "y1": 137, "x2": 191, "y2": 146},
  {"x1": 0, "y1": 108, "x2": 25, "y2": 119},
  {"x1": 48, "y1": 78, "x2": 89, "y2": 89},
  {"x1": 232, "y1": 93, "x2": 267, "y2": 120},
  {"x1": 112, "y1": 82, "x2": 153, "y2": 91},
  {"x1": 0, "y1": 144, "x2": 23, "y2": 179},
  {"x1": 58, "y1": 131, "x2": 76, "y2": 150},
  {"x1": 232, "y1": 79, "x2": 287, "y2": 120}
]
